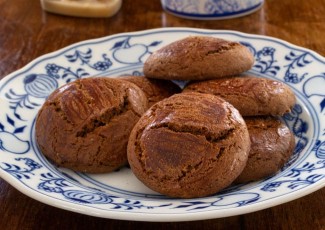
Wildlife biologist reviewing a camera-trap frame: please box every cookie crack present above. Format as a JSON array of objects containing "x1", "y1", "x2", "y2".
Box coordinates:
[
  {"x1": 76, "y1": 95, "x2": 129, "y2": 138},
  {"x1": 134, "y1": 123, "x2": 234, "y2": 183},
  {"x1": 206, "y1": 42, "x2": 238, "y2": 55},
  {"x1": 48, "y1": 101, "x2": 72, "y2": 124},
  {"x1": 178, "y1": 160, "x2": 203, "y2": 182},
  {"x1": 149, "y1": 122, "x2": 235, "y2": 144}
]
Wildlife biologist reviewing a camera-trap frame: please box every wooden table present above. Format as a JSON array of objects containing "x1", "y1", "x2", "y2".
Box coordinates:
[{"x1": 1, "y1": 0, "x2": 324, "y2": 229}]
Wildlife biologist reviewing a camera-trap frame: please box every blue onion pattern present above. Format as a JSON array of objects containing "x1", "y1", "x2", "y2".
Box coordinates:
[
  {"x1": 0, "y1": 158, "x2": 42, "y2": 180},
  {"x1": 62, "y1": 190, "x2": 114, "y2": 204},
  {"x1": 111, "y1": 37, "x2": 161, "y2": 64},
  {"x1": 261, "y1": 161, "x2": 325, "y2": 192},
  {"x1": 46, "y1": 63, "x2": 89, "y2": 83},
  {"x1": 45, "y1": 64, "x2": 60, "y2": 74},
  {"x1": 0, "y1": 115, "x2": 29, "y2": 153},
  {"x1": 24, "y1": 74, "x2": 58, "y2": 98},
  {"x1": 164, "y1": 0, "x2": 262, "y2": 16},
  {"x1": 314, "y1": 140, "x2": 325, "y2": 159},
  {"x1": 302, "y1": 73, "x2": 325, "y2": 112},
  {"x1": 4, "y1": 74, "x2": 58, "y2": 120},
  {"x1": 205, "y1": 0, "x2": 257, "y2": 14},
  {"x1": 241, "y1": 42, "x2": 280, "y2": 76},
  {"x1": 65, "y1": 49, "x2": 112, "y2": 71},
  {"x1": 174, "y1": 193, "x2": 260, "y2": 210},
  {"x1": 284, "y1": 51, "x2": 312, "y2": 83},
  {"x1": 93, "y1": 55, "x2": 113, "y2": 71},
  {"x1": 283, "y1": 104, "x2": 308, "y2": 156},
  {"x1": 36, "y1": 172, "x2": 170, "y2": 209}
]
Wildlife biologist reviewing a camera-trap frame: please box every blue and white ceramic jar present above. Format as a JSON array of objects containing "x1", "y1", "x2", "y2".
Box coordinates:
[{"x1": 161, "y1": 0, "x2": 264, "y2": 20}]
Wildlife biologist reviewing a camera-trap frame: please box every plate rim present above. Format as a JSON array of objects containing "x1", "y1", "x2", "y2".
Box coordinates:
[{"x1": 2, "y1": 27, "x2": 325, "y2": 87}]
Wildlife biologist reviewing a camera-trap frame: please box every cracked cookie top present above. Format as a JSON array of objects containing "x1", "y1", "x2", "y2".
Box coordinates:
[
  {"x1": 184, "y1": 75, "x2": 296, "y2": 116},
  {"x1": 143, "y1": 36, "x2": 254, "y2": 80},
  {"x1": 127, "y1": 92, "x2": 250, "y2": 198},
  {"x1": 35, "y1": 77, "x2": 148, "y2": 173},
  {"x1": 235, "y1": 116, "x2": 295, "y2": 183}
]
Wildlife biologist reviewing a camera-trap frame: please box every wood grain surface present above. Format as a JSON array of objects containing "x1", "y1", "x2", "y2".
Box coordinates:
[{"x1": 0, "y1": 0, "x2": 324, "y2": 229}]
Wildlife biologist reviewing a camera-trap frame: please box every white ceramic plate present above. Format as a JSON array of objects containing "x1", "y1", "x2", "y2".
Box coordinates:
[{"x1": 0, "y1": 28, "x2": 324, "y2": 222}]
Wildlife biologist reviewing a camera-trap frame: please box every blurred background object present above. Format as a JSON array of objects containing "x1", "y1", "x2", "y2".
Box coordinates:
[
  {"x1": 40, "y1": 0, "x2": 122, "y2": 17},
  {"x1": 160, "y1": 0, "x2": 264, "y2": 20}
]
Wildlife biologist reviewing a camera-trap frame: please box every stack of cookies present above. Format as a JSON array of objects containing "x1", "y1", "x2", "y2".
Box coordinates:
[
  {"x1": 35, "y1": 35, "x2": 296, "y2": 199},
  {"x1": 130, "y1": 36, "x2": 296, "y2": 197},
  {"x1": 183, "y1": 76, "x2": 296, "y2": 183}
]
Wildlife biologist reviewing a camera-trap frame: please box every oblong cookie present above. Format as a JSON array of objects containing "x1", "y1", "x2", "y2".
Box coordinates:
[
  {"x1": 143, "y1": 36, "x2": 254, "y2": 80},
  {"x1": 118, "y1": 76, "x2": 181, "y2": 107},
  {"x1": 35, "y1": 77, "x2": 148, "y2": 173},
  {"x1": 127, "y1": 92, "x2": 250, "y2": 198},
  {"x1": 235, "y1": 116, "x2": 295, "y2": 183},
  {"x1": 184, "y1": 75, "x2": 296, "y2": 116}
]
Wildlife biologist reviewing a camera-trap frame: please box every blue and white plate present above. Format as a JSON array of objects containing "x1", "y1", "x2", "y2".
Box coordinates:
[
  {"x1": 0, "y1": 28, "x2": 324, "y2": 222},
  {"x1": 161, "y1": 0, "x2": 264, "y2": 20}
]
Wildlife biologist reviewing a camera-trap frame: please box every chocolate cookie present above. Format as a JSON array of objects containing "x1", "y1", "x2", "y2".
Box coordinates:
[
  {"x1": 118, "y1": 76, "x2": 181, "y2": 107},
  {"x1": 184, "y1": 75, "x2": 296, "y2": 116},
  {"x1": 143, "y1": 36, "x2": 254, "y2": 80},
  {"x1": 235, "y1": 116, "x2": 295, "y2": 183},
  {"x1": 35, "y1": 77, "x2": 148, "y2": 173},
  {"x1": 127, "y1": 92, "x2": 250, "y2": 198}
]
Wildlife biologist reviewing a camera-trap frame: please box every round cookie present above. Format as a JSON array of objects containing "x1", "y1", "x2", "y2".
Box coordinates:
[
  {"x1": 118, "y1": 76, "x2": 181, "y2": 107},
  {"x1": 184, "y1": 75, "x2": 296, "y2": 116},
  {"x1": 127, "y1": 92, "x2": 250, "y2": 198},
  {"x1": 235, "y1": 116, "x2": 295, "y2": 183},
  {"x1": 35, "y1": 77, "x2": 148, "y2": 173},
  {"x1": 143, "y1": 36, "x2": 254, "y2": 80}
]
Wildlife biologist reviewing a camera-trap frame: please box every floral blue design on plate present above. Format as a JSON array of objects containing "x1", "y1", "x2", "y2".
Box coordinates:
[
  {"x1": 161, "y1": 0, "x2": 264, "y2": 20},
  {"x1": 0, "y1": 28, "x2": 324, "y2": 222}
]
